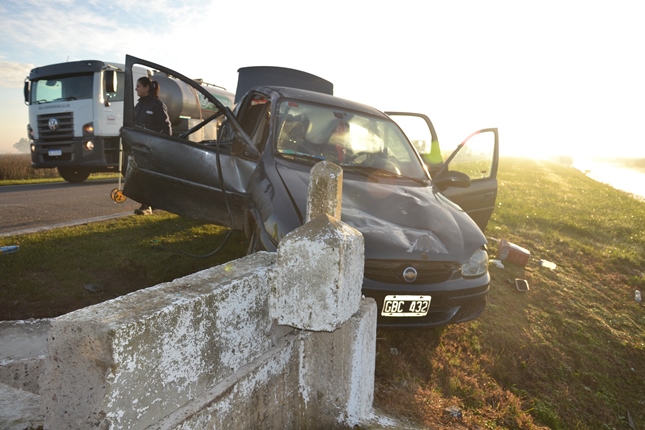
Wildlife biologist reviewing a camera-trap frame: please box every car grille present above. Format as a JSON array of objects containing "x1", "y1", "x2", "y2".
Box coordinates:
[
  {"x1": 38, "y1": 112, "x2": 74, "y2": 142},
  {"x1": 364, "y1": 259, "x2": 460, "y2": 284}
]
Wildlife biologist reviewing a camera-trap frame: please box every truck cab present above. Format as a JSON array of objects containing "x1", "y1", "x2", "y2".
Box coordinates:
[{"x1": 25, "y1": 60, "x2": 234, "y2": 182}]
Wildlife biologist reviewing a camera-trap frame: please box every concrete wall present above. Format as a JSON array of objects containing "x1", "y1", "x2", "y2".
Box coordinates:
[{"x1": 2, "y1": 161, "x2": 390, "y2": 429}]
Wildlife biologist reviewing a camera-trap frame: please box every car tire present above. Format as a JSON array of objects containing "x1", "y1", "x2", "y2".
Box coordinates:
[{"x1": 57, "y1": 167, "x2": 90, "y2": 183}]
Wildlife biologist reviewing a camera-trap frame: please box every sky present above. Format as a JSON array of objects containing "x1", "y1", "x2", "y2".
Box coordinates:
[{"x1": 1, "y1": 0, "x2": 644, "y2": 160}]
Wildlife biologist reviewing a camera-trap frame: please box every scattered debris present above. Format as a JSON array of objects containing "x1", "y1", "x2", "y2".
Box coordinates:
[
  {"x1": 444, "y1": 405, "x2": 463, "y2": 420},
  {"x1": 539, "y1": 259, "x2": 557, "y2": 270},
  {"x1": 490, "y1": 259, "x2": 505, "y2": 269},
  {"x1": 389, "y1": 348, "x2": 400, "y2": 356},
  {"x1": 84, "y1": 284, "x2": 108, "y2": 293},
  {"x1": 635, "y1": 290, "x2": 642, "y2": 303},
  {"x1": 498, "y1": 239, "x2": 531, "y2": 266},
  {"x1": 0, "y1": 245, "x2": 19, "y2": 254},
  {"x1": 515, "y1": 278, "x2": 530, "y2": 292},
  {"x1": 627, "y1": 410, "x2": 636, "y2": 430}
]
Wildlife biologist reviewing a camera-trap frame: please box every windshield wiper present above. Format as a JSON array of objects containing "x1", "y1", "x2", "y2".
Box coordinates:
[
  {"x1": 342, "y1": 165, "x2": 428, "y2": 185},
  {"x1": 54, "y1": 97, "x2": 77, "y2": 101},
  {"x1": 371, "y1": 169, "x2": 428, "y2": 185},
  {"x1": 279, "y1": 151, "x2": 325, "y2": 163}
]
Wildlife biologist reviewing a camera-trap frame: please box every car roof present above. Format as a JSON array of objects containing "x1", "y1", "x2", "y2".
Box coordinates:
[{"x1": 255, "y1": 85, "x2": 390, "y2": 120}]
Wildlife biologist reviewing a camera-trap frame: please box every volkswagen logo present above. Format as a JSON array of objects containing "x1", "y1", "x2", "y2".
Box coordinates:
[
  {"x1": 48, "y1": 118, "x2": 59, "y2": 131},
  {"x1": 402, "y1": 267, "x2": 418, "y2": 283}
]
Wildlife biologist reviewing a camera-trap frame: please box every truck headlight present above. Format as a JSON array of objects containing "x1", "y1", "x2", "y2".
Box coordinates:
[
  {"x1": 461, "y1": 248, "x2": 488, "y2": 277},
  {"x1": 84, "y1": 141, "x2": 95, "y2": 151},
  {"x1": 83, "y1": 122, "x2": 94, "y2": 136}
]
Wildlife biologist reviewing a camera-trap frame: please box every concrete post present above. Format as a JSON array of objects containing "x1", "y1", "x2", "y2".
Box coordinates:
[
  {"x1": 271, "y1": 161, "x2": 364, "y2": 332},
  {"x1": 272, "y1": 214, "x2": 364, "y2": 332},
  {"x1": 306, "y1": 161, "x2": 343, "y2": 222}
]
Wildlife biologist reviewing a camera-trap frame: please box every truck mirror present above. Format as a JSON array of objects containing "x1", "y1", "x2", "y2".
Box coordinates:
[
  {"x1": 23, "y1": 80, "x2": 29, "y2": 104},
  {"x1": 104, "y1": 71, "x2": 117, "y2": 93}
]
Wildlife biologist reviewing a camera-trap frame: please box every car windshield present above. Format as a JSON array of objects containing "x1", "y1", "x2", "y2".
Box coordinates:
[{"x1": 275, "y1": 99, "x2": 427, "y2": 179}]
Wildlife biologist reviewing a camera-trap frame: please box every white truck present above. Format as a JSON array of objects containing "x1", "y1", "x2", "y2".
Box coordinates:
[{"x1": 24, "y1": 60, "x2": 235, "y2": 182}]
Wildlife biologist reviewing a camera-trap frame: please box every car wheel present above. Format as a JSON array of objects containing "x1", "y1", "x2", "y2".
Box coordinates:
[{"x1": 57, "y1": 167, "x2": 90, "y2": 183}]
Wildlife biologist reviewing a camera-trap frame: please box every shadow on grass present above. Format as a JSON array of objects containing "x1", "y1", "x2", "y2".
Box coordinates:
[{"x1": 0, "y1": 213, "x2": 249, "y2": 320}]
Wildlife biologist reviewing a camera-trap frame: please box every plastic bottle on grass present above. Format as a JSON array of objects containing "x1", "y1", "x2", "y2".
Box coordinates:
[
  {"x1": 636, "y1": 290, "x2": 642, "y2": 303},
  {"x1": 539, "y1": 259, "x2": 557, "y2": 270}
]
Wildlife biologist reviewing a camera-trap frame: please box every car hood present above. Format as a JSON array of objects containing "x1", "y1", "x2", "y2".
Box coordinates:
[{"x1": 275, "y1": 164, "x2": 487, "y2": 262}]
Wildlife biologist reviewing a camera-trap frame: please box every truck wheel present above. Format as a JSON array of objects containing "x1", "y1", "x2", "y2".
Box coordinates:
[{"x1": 58, "y1": 167, "x2": 90, "y2": 183}]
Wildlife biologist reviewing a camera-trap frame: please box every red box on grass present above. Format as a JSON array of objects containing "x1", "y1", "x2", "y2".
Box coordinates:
[{"x1": 497, "y1": 240, "x2": 531, "y2": 266}]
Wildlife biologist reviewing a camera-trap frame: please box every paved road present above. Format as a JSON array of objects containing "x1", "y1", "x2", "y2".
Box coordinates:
[{"x1": 0, "y1": 179, "x2": 141, "y2": 237}]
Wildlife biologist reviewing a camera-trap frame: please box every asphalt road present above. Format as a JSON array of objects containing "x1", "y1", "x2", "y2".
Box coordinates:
[{"x1": 0, "y1": 179, "x2": 141, "y2": 237}]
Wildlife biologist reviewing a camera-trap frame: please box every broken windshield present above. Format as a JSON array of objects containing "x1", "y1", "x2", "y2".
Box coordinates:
[{"x1": 275, "y1": 99, "x2": 427, "y2": 179}]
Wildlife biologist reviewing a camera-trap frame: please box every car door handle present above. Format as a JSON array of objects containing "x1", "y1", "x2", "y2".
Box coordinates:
[{"x1": 131, "y1": 145, "x2": 151, "y2": 155}]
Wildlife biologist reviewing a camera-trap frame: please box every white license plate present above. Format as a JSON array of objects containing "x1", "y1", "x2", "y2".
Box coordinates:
[
  {"x1": 381, "y1": 295, "x2": 431, "y2": 317},
  {"x1": 48, "y1": 149, "x2": 62, "y2": 156}
]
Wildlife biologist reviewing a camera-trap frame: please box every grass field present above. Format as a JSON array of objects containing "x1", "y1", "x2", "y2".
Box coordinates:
[
  {"x1": 0, "y1": 153, "x2": 119, "y2": 184},
  {"x1": 1, "y1": 156, "x2": 644, "y2": 429}
]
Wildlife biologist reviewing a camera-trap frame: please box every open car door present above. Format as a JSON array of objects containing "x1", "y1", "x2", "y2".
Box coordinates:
[
  {"x1": 387, "y1": 112, "x2": 499, "y2": 232},
  {"x1": 432, "y1": 128, "x2": 499, "y2": 231},
  {"x1": 120, "y1": 55, "x2": 257, "y2": 229}
]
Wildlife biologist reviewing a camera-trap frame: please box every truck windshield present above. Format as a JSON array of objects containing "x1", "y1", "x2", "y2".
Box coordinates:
[{"x1": 30, "y1": 74, "x2": 94, "y2": 104}]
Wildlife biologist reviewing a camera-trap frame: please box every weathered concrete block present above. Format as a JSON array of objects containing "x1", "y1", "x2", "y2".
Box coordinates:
[
  {"x1": 0, "y1": 319, "x2": 49, "y2": 394},
  {"x1": 0, "y1": 382, "x2": 43, "y2": 430},
  {"x1": 272, "y1": 214, "x2": 364, "y2": 332},
  {"x1": 298, "y1": 298, "x2": 377, "y2": 426},
  {"x1": 41, "y1": 253, "x2": 277, "y2": 430},
  {"x1": 307, "y1": 161, "x2": 343, "y2": 222},
  {"x1": 152, "y1": 298, "x2": 377, "y2": 430}
]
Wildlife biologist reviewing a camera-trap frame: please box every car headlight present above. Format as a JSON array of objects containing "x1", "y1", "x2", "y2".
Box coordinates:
[{"x1": 461, "y1": 248, "x2": 488, "y2": 277}]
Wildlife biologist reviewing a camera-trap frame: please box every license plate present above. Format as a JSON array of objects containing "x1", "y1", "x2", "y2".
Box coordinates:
[
  {"x1": 48, "y1": 149, "x2": 62, "y2": 156},
  {"x1": 381, "y1": 295, "x2": 431, "y2": 317}
]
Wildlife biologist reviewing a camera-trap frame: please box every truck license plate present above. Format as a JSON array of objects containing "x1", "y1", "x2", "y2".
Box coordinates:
[
  {"x1": 48, "y1": 149, "x2": 62, "y2": 156},
  {"x1": 381, "y1": 295, "x2": 431, "y2": 317}
]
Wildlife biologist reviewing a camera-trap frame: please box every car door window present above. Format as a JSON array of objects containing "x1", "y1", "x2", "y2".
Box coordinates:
[
  {"x1": 447, "y1": 132, "x2": 496, "y2": 180},
  {"x1": 385, "y1": 112, "x2": 442, "y2": 176}
]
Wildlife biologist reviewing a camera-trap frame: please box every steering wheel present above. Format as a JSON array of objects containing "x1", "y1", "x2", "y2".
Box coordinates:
[
  {"x1": 349, "y1": 151, "x2": 401, "y2": 174},
  {"x1": 348, "y1": 151, "x2": 373, "y2": 164}
]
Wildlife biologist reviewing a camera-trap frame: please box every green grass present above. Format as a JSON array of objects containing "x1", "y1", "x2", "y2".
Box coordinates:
[
  {"x1": 1, "y1": 157, "x2": 644, "y2": 429},
  {"x1": 0, "y1": 213, "x2": 249, "y2": 319},
  {"x1": 374, "y1": 158, "x2": 645, "y2": 429}
]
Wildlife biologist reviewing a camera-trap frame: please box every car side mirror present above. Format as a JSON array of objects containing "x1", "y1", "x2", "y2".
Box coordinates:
[
  {"x1": 218, "y1": 121, "x2": 233, "y2": 139},
  {"x1": 433, "y1": 170, "x2": 471, "y2": 190}
]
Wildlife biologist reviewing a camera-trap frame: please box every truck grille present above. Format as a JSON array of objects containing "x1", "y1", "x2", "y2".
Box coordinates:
[
  {"x1": 37, "y1": 112, "x2": 74, "y2": 141},
  {"x1": 364, "y1": 259, "x2": 459, "y2": 285}
]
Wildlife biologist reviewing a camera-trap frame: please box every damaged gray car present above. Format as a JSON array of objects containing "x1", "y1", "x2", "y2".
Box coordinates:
[{"x1": 120, "y1": 55, "x2": 499, "y2": 327}]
